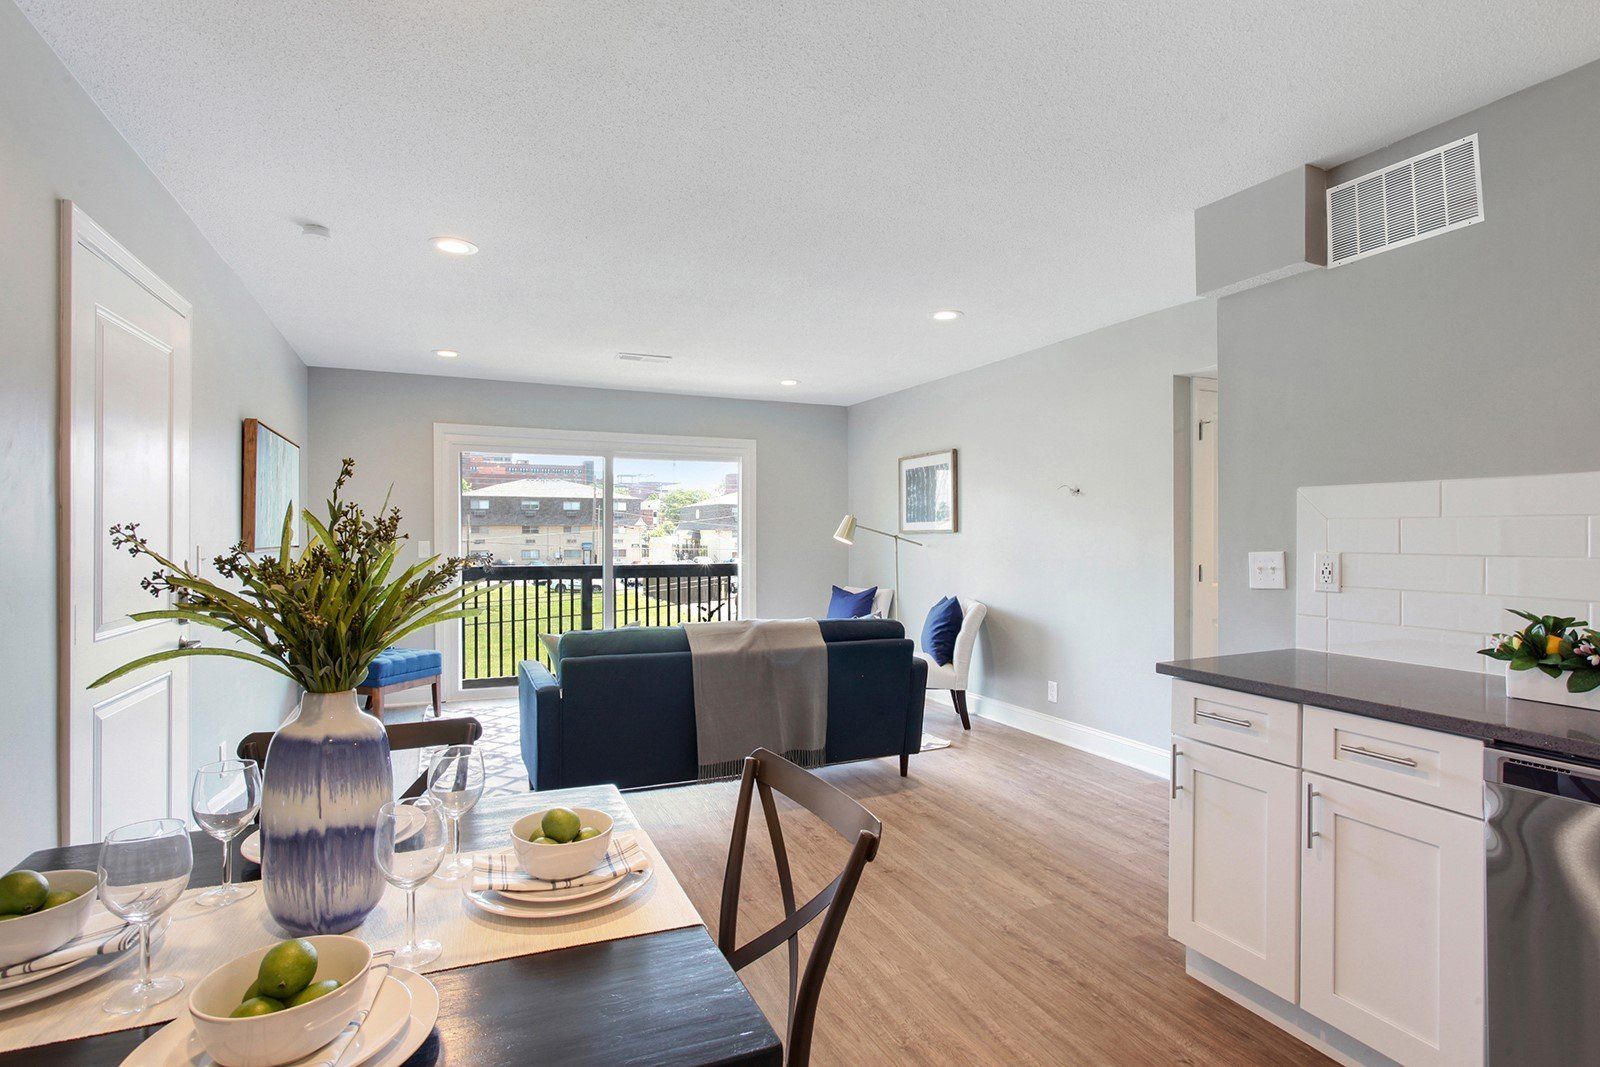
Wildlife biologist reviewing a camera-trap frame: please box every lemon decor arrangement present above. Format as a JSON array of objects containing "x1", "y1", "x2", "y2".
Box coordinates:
[
  {"x1": 92, "y1": 459, "x2": 481, "y2": 935},
  {"x1": 1480, "y1": 611, "x2": 1600, "y2": 711}
]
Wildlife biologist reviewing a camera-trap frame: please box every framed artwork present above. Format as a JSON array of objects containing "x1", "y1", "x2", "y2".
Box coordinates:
[
  {"x1": 899, "y1": 449, "x2": 958, "y2": 533},
  {"x1": 242, "y1": 418, "x2": 300, "y2": 551}
]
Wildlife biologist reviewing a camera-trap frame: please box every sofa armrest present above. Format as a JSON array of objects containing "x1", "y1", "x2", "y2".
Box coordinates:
[
  {"x1": 905, "y1": 653, "x2": 928, "y2": 757},
  {"x1": 518, "y1": 660, "x2": 562, "y2": 789}
]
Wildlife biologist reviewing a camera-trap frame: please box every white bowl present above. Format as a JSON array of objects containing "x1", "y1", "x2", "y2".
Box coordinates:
[
  {"x1": 510, "y1": 808, "x2": 615, "y2": 881},
  {"x1": 0, "y1": 870, "x2": 98, "y2": 969},
  {"x1": 189, "y1": 935, "x2": 371, "y2": 1067}
]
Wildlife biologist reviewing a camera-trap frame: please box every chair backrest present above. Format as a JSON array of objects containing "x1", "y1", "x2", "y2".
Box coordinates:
[
  {"x1": 948, "y1": 600, "x2": 987, "y2": 686},
  {"x1": 238, "y1": 717, "x2": 483, "y2": 799},
  {"x1": 842, "y1": 585, "x2": 895, "y2": 619},
  {"x1": 718, "y1": 748, "x2": 882, "y2": 1067}
]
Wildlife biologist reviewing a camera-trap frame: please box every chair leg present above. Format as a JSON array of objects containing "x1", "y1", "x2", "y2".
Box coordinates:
[
  {"x1": 899, "y1": 751, "x2": 909, "y2": 777},
  {"x1": 430, "y1": 679, "x2": 442, "y2": 718},
  {"x1": 951, "y1": 690, "x2": 971, "y2": 731}
]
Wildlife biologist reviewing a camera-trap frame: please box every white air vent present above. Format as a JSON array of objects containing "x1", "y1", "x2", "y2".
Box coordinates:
[
  {"x1": 1327, "y1": 134, "x2": 1482, "y2": 267},
  {"x1": 616, "y1": 351, "x2": 672, "y2": 364}
]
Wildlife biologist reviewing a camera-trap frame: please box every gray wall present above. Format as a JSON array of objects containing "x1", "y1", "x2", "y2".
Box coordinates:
[
  {"x1": 0, "y1": 0, "x2": 308, "y2": 854},
  {"x1": 306, "y1": 369, "x2": 849, "y2": 635},
  {"x1": 847, "y1": 300, "x2": 1218, "y2": 749},
  {"x1": 1219, "y1": 58, "x2": 1600, "y2": 654}
]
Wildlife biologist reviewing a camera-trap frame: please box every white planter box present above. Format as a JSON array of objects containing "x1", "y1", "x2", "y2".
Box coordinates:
[{"x1": 1505, "y1": 668, "x2": 1600, "y2": 712}]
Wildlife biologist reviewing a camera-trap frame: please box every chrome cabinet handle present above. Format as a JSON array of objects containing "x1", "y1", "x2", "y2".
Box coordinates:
[
  {"x1": 1170, "y1": 743, "x2": 1181, "y2": 800},
  {"x1": 1195, "y1": 708, "x2": 1253, "y2": 729},
  {"x1": 1338, "y1": 742, "x2": 1418, "y2": 768},
  {"x1": 1305, "y1": 782, "x2": 1318, "y2": 850},
  {"x1": 178, "y1": 637, "x2": 204, "y2": 650}
]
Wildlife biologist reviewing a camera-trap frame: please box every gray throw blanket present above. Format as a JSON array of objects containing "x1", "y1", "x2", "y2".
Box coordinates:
[{"x1": 684, "y1": 618, "x2": 828, "y2": 780}]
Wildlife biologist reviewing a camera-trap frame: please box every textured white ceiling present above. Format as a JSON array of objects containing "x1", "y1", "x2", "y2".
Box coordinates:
[{"x1": 19, "y1": 1, "x2": 1600, "y2": 404}]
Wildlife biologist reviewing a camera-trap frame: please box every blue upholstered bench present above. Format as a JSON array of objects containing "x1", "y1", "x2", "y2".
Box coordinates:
[{"x1": 358, "y1": 646, "x2": 443, "y2": 718}]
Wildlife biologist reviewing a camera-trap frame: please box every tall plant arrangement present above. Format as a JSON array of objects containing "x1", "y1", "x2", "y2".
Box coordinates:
[{"x1": 91, "y1": 458, "x2": 480, "y2": 692}]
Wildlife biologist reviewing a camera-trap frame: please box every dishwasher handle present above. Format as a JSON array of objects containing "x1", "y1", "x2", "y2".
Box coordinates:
[{"x1": 1485, "y1": 745, "x2": 1600, "y2": 804}]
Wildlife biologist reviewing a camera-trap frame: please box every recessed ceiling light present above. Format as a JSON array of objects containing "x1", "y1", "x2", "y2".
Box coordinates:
[
  {"x1": 433, "y1": 349, "x2": 459, "y2": 358},
  {"x1": 932, "y1": 309, "x2": 963, "y2": 322},
  {"x1": 779, "y1": 379, "x2": 800, "y2": 387},
  {"x1": 300, "y1": 222, "x2": 331, "y2": 240},
  {"x1": 429, "y1": 236, "x2": 478, "y2": 256}
]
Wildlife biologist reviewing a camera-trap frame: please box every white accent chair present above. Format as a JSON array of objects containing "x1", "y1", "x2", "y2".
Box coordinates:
[
  {"x1": 914, "y1": 600, "x2": 987, "y2": 730},
  {"x1": 840, "y1": 585, "x2": 895, "y2": 619}
]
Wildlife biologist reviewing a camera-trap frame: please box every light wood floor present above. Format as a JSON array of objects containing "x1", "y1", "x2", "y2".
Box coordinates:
[{"x1": 628, "y1": 707, "x2": 1333, "y2": 1066}]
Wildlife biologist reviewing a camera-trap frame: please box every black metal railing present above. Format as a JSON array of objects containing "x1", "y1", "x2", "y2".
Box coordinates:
[{"x1": 459, "y1": 563, "x2": 740, "y2": 686}]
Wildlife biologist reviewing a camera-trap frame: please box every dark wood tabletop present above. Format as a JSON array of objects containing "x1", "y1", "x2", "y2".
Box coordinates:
[{"x1": 3, "y1": 786, "x2": 781, "y2": 1067}]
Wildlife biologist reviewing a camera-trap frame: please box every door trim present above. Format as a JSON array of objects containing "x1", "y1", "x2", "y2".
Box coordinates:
[{"x1": 57, "y1": 201, "x2": 193, "y2": 844}]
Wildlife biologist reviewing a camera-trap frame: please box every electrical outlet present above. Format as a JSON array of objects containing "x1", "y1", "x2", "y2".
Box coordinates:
[
  {"x1": 1314, "y1": 551, "x2": 1341, "y2": 593},
  {"x1": 1047, "y1": 680, "x2": 1058, "y2": 703},
  {"x1": 1248, "y1": 551, "x2": 1287, "y2": 590},
  {"x1": 416, "y1": 540, "x2": 432, "y2": 559}
]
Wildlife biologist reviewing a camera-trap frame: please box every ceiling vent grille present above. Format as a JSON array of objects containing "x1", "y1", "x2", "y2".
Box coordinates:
[
  {"x1": 616, "y1": 351, "x2": 672, "y2": 364},
  {"x1": 1327, "y1": 134, "x2": 1482, "y2": 267}
]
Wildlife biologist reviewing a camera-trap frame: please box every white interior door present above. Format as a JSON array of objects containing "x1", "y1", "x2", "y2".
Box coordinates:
[
  {"x1": 1189, "y1": 378, "x2": 1219, "y2": 657},
  {"x1": 58, "y1": 203, "x2": 192, "y2": 845}
]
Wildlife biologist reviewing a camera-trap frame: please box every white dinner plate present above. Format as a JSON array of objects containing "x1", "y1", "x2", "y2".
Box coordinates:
[
  {"x1": 464, "y1": 864, "x2": 654, "y2": 919},
  {"x1": 0, "y1": 949, "x2": 128, "y2": 1012},
  {"x1": 124, "y1": 971, "x2": 414, "y2": 1067},
  {"x1": 362, "y1": 968, "x2": 438, "y2": 1067},
  {"x1": 494, "y1": 865, "x2": 641, "y2": 904},
  {"x1": 240, "y1": 805, "x2": 426, "y2": 865}
]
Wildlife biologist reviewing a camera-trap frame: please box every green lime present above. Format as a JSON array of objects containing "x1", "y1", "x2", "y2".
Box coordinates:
[
  {"x1": 240, "y1": 977, "x2": 264, "y2": 1003},
  {"x1": 230, "y1": 996, "x2": 286, "y2": 1018},
  {"x1": 0, "y1": 871, "x2": 49, "y2": 915},
  {"x1": 532, "y1": 836, "x2": 558, "y2": 845},
  {"x1": 286, "y1": 979, "x2": 341, "y2": 1007},
  {"x1": 540, "y1": 807, "x2": 582, "y2": 843},
  {"x1": 256, "y1": 938, "x2": 318, "y2": 999},
  {"x1": 41, "y1": 889, "x2": 78, "y2": 910},
  {"x1": 577, "y1": 826, "x2": 600, "y2": 841}
]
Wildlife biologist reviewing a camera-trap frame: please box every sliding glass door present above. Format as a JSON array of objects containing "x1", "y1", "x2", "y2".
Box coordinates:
[{"x1": 436, "y1": 426, "x2": 754, "y2": 693}]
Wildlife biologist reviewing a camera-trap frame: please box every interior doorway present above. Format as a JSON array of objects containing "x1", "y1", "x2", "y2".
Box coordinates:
[{"x1": 1187, "y1": 377, "x2": 1219, "y2": 658}]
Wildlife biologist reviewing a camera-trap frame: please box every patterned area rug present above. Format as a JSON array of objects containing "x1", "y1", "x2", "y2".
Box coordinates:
[{"x1": 401, "y1": 697, "x2": 950, "y2": 798}]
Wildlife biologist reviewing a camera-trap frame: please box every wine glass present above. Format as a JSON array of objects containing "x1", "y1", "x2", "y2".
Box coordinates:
[
  {"x1": 97, "y1": 818, "x2": 193, "y2": 1015},
  {"x1": 190, "y1": 758, "x2": 261, "y2": 908},
  {"x1": 374, "y1": 799, "x2": 446, "y2": 969},
  {"x1": 427, "y1": 744, "x2": 484, "y2": 881}
]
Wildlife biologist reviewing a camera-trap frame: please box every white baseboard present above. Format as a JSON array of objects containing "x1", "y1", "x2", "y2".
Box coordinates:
[{"x1": 927, "y1": 691, "x2": 1168, "y2": 779}]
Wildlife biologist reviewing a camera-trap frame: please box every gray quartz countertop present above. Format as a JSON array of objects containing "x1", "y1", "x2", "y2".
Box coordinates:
[{"x1": 1156, "y1": 648, "x2": 1600, "y2": 762}]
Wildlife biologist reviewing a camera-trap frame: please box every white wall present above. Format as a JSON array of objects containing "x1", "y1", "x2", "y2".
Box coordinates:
[
  {"x1": 846, "y1": 300, "x2": 1217, "y2": 750},
  {"x1": 306, "y1": 368, "x2": 849, "y2": 638},
  {"x1": 1295, "y1": 471, "x2": 1600, "y2": 673},
  {"x1": 0, "y1": 0, "x2": 308, "y2": 854}
]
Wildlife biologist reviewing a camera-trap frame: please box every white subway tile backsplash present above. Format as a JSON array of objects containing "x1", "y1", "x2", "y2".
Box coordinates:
[
  {"x1": 1326, "y1": 588, "x2": 1402, "y2": 624},
  {"x1": 1296, "y1": 615, "x2": 1327, "y2": 651},
  {"x1": 1399, "y1": 515, "x2": 1589, "y2": 557},
  {"x1": 1301, "y1": 480, "x2": 1441, "y2": 519},
  {"x1": 1440, "y1": 471, "x2": 1600, "y2": 517},
  {"x1": 1298, "y1": 590, "x2": 1327, "y2": 617},
  {"x1": 1296, "y1": 492, "x2": 1327, "y2": 596},
  {"x1": 1590, "y1": 517, "x2": 1600, "y2": 558},
  {"x1": 1327, "y1": 518, "x2": 1400, "y2": 553},
  {"x1": 1400, "y1": 591, "x2": 1590, "y2": 634},
  {"x1": 1342, "y1": 553, "x2": 1485, "y2": 594},
  {"x1": 1326, "y1": 619, "x2": 1489, "y2": 673},
  {"x1": 1484, "y1": 557, "x2": 1600, "y2": 601}
]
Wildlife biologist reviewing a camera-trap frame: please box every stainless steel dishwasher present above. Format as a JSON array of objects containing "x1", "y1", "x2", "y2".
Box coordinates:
[{"x1": 1484, "y1": 745, "x2": 1600, "y2": 1065}]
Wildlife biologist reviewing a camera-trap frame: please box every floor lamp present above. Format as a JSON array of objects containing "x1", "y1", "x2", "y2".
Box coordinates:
[{"x1": 833, "y1": 514, "x2": 922, "y2": 620}]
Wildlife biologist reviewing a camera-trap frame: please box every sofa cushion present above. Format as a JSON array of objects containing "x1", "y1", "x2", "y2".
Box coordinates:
[
  {"x1": 555, "y1": 627, "x2": 685, "y2": 676},
  {"x1": 361, "y1": 646, "x2": 442, "y2": 687},
  {"x1": 920, "y1": 596, "x2": 963, "y2": 666},
  {"x1": 826, "y1": 585, "x2": 877, "y2": 619}
]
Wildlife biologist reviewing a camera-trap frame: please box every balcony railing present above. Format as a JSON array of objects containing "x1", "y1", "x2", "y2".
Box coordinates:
[{"x1": 459, "y1": 562, "x2": 740, "y2": 687}]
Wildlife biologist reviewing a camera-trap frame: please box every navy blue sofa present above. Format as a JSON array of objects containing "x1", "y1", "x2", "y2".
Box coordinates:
[{"x1": 517, "y1": 619, "x2": 928, "y2": 790}]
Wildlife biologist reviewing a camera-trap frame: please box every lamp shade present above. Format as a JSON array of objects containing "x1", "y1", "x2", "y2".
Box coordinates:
[{"x1": 833, "y1": 514, "x2": 857, "y2": 545}]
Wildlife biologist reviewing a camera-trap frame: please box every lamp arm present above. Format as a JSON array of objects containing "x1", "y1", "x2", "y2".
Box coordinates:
[{"x1": 854, "y1": 523, "x2": 924, "y2": 547}]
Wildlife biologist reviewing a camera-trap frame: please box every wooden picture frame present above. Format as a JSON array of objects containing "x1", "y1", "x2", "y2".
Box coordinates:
[
  {"x1": 242, "y1": 418, "x2": 300, "y2": 551},
  {"x1": 899, "y1": 448, "x2": 958, "y2": 533}
]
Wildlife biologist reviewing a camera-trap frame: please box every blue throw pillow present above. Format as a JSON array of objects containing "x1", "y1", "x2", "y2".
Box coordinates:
[
  {"x1": 827, "y1": 585, "x2": 877, "y2": 619},
  {"x1": 921, "y1": 596, "x2": 963, "y2": 666}
]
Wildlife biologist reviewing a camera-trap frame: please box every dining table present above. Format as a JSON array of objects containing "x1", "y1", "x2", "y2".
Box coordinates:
[{"x1": 0, "y1": 785, "x2": 782, "y2": 1066}]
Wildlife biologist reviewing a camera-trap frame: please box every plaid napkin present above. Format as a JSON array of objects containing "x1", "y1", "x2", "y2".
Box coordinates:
[
  {"x1": 0, "y1": 916, "x2": 152, "y2": 981},
  {"x1": 472, "y1": 836, "x2": 647, "y2": 894}
]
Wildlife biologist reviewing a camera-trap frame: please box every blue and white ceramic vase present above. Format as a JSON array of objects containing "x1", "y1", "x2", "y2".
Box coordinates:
[{"x1": 260, "y1": 691, "x2": 393, "y2": 936}]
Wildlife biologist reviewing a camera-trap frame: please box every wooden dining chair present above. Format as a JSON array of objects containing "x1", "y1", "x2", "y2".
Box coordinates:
[
  {"x1": 717, "y1": 748, "x2": 883, "y2": 1066},
  {"x1": 237, "y1": 716, "x2": 483, "y2": 799}
]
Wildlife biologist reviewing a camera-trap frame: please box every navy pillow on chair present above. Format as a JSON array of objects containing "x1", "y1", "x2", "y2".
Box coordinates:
[
  {"x1": 921, "y1": 596, "x2": 963, "y2": 666},
  {"x1": 827, "y1": 585, "x2": 878, "y2": 619}
]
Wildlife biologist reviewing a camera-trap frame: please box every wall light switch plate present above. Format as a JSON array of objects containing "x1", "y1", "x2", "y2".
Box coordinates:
[
  {"x1": 1047, "y1": 680, "x2": 1058, "y2": 703},
  {"x1": 416, "y1": 540, "x2": 432, "y2": 560},
  {"x1": 1314, "y1": 551, "x2": 1341, "y2": 593},
  {"x1": 1248, "y1": 551, "x2": 1287, "y2": 589}
]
